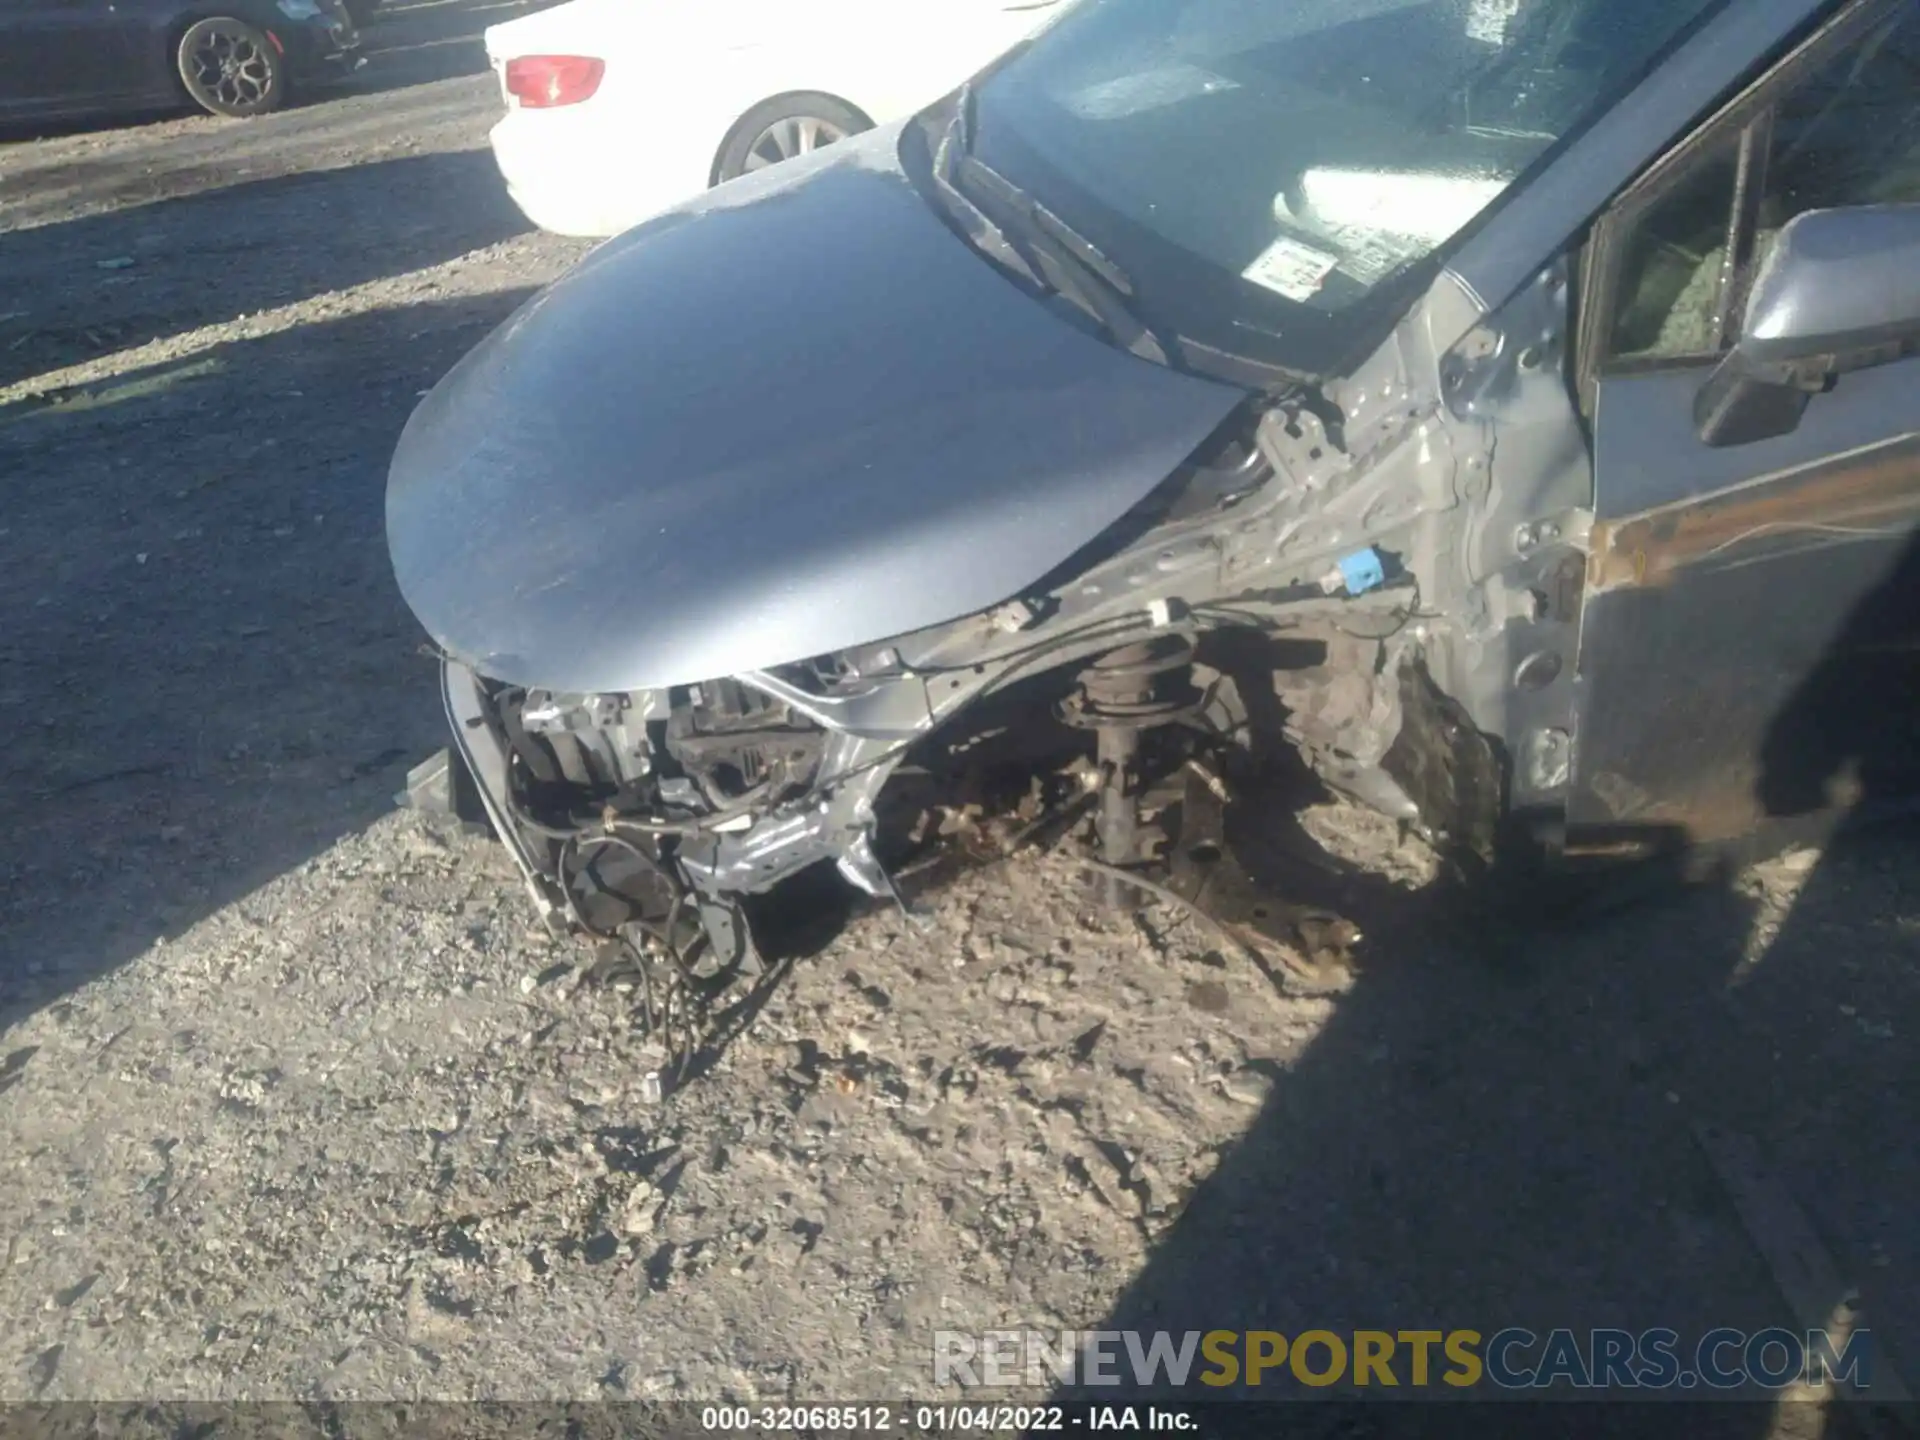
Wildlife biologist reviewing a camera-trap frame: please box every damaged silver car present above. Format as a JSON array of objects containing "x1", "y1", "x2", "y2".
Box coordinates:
[{"x1": 387, "y1": 0, "x2": 1920, "y2": 976}]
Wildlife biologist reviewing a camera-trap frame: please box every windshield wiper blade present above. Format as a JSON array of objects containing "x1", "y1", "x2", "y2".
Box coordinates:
[
  {"x1": 933, "y1": 88, "x2": 1171, "y2": 367},
  {"x1": 972, "y1": 164, "x2": 1171, "y2": 366},
  {"x1": 929, "y1": 86, "x2": 1045, "y2": 290},
  {"x1": 983, "y1": 163, "x2": 1138, "y2": 298}
]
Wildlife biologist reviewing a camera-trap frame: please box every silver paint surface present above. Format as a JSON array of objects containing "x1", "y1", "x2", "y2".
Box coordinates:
[
  {"x1": 1743, "y1": 203, "x2": 1920, "y2": 361},
  {"x1": 1592, "y1": 356, "x2": 1920, "y2": 520},
  {"x1": 385, "y1": 133, "x2": 1242, "y2": 694}
]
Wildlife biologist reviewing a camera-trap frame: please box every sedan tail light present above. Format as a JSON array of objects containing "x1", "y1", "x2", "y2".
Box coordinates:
[{"x1": 503, "y1": 55, "x2": 606, "y2": 108}]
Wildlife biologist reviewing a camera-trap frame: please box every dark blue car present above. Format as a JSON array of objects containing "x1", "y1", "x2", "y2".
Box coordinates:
[{"x1": 0, "y1": 0, "x2": 362, "y2": 120}]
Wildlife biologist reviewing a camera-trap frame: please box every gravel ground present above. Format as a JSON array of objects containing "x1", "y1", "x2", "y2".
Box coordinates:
[{"x1": 2, "y1": 14, "x2": 1917, "y2": 1431}]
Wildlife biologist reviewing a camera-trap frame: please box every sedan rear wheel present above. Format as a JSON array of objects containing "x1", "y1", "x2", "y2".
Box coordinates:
[
  {"x1": 714, "y1": 93, "x2": 871, "y2": 184},
  {"x1": 177, "y1": 17, "x2": 285, "y2": 118}
]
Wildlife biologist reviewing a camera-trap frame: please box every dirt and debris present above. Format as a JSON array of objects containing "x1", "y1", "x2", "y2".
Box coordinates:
[
  {"x1": 0, "y1": 811, "x2": 1357, "y2": 1397},
  {"x1": 3, "y1": 780, "x2": 1914, "y2": 1409},
  {"x1": 2, "y1": 6, "x2": 1918, "y2": 1420}
]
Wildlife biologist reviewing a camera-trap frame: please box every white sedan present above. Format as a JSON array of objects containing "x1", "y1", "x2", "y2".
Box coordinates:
[{"x1": 483, "y1": 0, "x2": 1069, "y2": 239}]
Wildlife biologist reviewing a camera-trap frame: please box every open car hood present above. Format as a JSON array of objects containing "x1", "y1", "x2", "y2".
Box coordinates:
[{"x1": 386, "y1": 130, "x2": 1244, "y2": 694}]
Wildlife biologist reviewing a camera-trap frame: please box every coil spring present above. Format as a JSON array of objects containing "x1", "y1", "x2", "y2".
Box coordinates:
[{"x1": 1061, "y1": 633, "x2": 1204, "y2": 730}]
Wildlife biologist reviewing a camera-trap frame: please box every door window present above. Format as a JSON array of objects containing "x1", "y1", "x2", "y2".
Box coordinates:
[{"x1": 1583, "y1": 0, "x2": 1920, "y2": 382}]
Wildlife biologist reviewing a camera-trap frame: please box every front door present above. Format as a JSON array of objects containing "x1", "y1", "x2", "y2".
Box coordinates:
[
  {"x1": 1568, "y1": 0, "x2": 1920, "y2": 849},
  {"x1": 0, "y1": 0, "x2": 138, "y2": 117}
]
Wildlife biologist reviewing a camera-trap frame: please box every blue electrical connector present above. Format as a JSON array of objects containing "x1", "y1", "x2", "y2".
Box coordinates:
[{"x1": 1335, "y1": 547, "x2": 1386, "y2": 595}]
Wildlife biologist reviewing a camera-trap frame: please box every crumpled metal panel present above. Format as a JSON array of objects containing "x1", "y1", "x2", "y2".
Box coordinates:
[{"x1": 386, "y1": 133, "x2": 1243, "y2": 694}]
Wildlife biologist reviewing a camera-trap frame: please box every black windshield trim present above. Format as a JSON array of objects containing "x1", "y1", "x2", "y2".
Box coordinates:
[{"x1": 902, "y1": 110, "x2": 1301, "y2": 391}]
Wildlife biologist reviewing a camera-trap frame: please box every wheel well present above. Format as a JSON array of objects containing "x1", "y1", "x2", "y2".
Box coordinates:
[{"x1": 709, "y1": 90, "x2": 876, "y2": 187}]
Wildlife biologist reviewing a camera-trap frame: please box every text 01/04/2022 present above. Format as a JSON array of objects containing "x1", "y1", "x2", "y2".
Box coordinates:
[{"x1": 700, "y1": 1405, "x2": 1201, "y2": 1433}]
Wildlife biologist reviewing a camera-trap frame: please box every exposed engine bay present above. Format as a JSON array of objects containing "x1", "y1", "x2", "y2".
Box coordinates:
[{"x1": 422, "y1": 252, "x2": 1585, "y2": 1013}]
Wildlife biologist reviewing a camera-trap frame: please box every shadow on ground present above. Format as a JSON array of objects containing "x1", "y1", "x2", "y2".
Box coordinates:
[
  {"x1": 1047, "y1": 829, "x2": 1915, "y2": 1436},
  {"x1": 0, "y1": 283, "x2": 541, "y2": 1027},
  {"x1": 0, "y1": 147, "x2": 529, "y2": 388},
  {"x1": 1044, "y1": 549, "x2": 1920, "y2": 1437}
]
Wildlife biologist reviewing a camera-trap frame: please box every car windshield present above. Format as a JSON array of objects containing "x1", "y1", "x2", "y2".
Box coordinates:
[{"x1": 945, "y1": 0, "x2": 1731, "y2": 378}]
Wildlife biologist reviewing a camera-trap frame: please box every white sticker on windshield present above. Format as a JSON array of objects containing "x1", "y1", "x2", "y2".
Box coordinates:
[
  {"x1": 1242, "y1": 236, "x2": 1339, "y2": 302},
  {"x1": 1319, "y1": 230, "x2": 1409, "y2": 286}
]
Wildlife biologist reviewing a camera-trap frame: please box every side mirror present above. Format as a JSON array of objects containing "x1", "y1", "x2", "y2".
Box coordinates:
[{"x1": 1694, "y1": 203, "x2": 1920, "y2": 447}]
